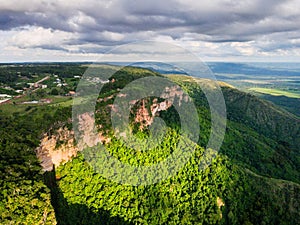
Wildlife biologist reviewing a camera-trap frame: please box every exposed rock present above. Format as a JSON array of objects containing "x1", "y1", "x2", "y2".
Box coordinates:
[
  {"x1": 36, "y1": 127, "x2": 78, "y2": 171},
  {"x1": 217, "y1": 196, "x2": 225, "y2": 208},
  {"x1": 77, "y1": 112, "x2": 101, "y2": 150},
  {"x1": 36, "y1": 113, "x2": 110, "y2": 171},
  {"x1": 133, "y1": 86, "x2": 190, "y2": 129},
  {"x1": 36, "y1": 86, "x2": 189, "y2": 170},
  {"x1": 217, "y1": 197, "x2": 225, "y2": 218}
]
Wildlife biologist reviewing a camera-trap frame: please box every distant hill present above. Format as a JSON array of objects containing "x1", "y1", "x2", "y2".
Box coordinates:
[{"x1": 258, "y1": 94, "x2": 300, "y2": 117}]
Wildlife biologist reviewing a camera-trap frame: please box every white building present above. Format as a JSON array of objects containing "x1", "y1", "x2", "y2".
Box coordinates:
[{"x1": 0, "y1": 94, "x2": 12, "y2": 99}]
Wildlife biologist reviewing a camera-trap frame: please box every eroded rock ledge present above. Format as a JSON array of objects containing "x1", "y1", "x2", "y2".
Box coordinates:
[
  {"x1": 36, "y1": 112, "x2": 110, "y2": 171},
  {"x1": 36, "y1": 127, "x2": 78, "y2": 171},
  {"x1": 36, "y1": 85, "x2": 189, "y2": 171}
]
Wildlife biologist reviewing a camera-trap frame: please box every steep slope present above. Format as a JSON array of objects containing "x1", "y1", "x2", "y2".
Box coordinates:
[
  {"x1": 221, "y1": 87, "x2": 300, "y2": 182},
  {"x1": 167, "y1": 74, "x2": 300, "y2": 183},
  {"x1": 39, "y1": 67, "x2": 300, "y2": 225},
  {"x1": 223, "y1": 87, "x2": 300, "y2": 149},
  {"x1": 259, "y1": 94, "x2": 300, "y2": 117},
  {"x1": 2, "y1": 64, "x2": 299, "y2": 225},
  {"x1": 0, "y1": 107, "x2": 68, "y2": 224}
]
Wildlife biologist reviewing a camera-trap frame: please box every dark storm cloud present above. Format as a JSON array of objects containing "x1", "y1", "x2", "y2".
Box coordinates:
[
  {"x1": 0, "y1": 0, "x2": 300, "y2": 53},
  {"x1": 0, "y1": 12, "x2": 31, "y2": 30}
]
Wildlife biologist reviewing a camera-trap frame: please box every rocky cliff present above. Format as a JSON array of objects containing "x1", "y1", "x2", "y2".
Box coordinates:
[
  {"x1": 36, "y1": 127, "x2": 78, "y2": 171},
  {"x1": 36, "y1": 112, "x2": 111, "y2": 171},
  {"x1": 36, "y1": 85, "x2": 192, "y2": 171}
]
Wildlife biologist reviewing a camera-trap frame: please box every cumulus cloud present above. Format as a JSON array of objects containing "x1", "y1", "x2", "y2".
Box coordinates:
[
  {"x1": 9, "y1": 27, "x2": 73, "y2": 50},
  {"x1": 0, "y1": 0, "x2": 300, "y2": 61}
]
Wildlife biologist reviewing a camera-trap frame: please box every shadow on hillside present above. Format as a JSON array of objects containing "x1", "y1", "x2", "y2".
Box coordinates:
[{"x1": 44, "y1": 168, "x2": 133, "y2": 225}]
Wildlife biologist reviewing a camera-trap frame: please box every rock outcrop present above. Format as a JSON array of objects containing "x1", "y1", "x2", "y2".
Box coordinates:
[
  {"x1": 132, "y1": 86, "x2": 190, "y2": 129},
  {"x1": 36, "y1": 127, "x2": 78, "y2": 171},
  {"x1": 36, "y1": 85, "x2": 190, "y2": 170},
  {"x1": 36, "y1": 113, "x2": 110, "y2": 171}
]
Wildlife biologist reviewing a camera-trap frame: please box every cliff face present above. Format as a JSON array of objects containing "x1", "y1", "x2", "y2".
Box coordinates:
[
  {"x1": 132, "y1": 86, "x2": 190, "y2": 130},
  {"x1": 36, "y1": 112, "x2": 111, "y2": 171},
  {"x1": 133, "y1": 98, "x2": 172, "y2": 129},
  {"x1": 36, "y1": 127, "x2": 78, "y2": 171},
  {"x1": 36, "y1": 85, "x2": 189, "y2": 170}
]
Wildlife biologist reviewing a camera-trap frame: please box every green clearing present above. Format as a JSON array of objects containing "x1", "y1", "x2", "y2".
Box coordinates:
[
  {"x1": 249, "y1": 87, "x2": 300, "y2": 98},
  {"x1": 0, "y1": 95, "x2": 72, "y2": 115}
]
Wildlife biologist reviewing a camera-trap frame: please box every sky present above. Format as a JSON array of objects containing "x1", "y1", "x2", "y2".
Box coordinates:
[{"x1": 0, "y1": 0, "x2": 300, "y2": 62}]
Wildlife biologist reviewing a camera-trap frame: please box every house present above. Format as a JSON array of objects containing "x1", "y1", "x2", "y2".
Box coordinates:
[
  {"x1": 22, "y1": 100, "x2": 39, "y2": 104},
  {"x1": 27, "y1": 83, "x2": 34, "y2": 88},
  {"x1": 41, "y1": 85, "x2": 48, "y2": 89},
  {"x1": 101, "y1": 80, "x2": 110, "y2": 84},
  {"x1": 40, "y1": 98, "x2": 53, "y2": 104},
  {"x1": 69, "y1": 91, "x2": 76, "y2": 96},
  {"x1": 0, "y1": 94, "x2": 12, "y2": 99},
  {"x1": 0, "y1": 99, "x2": 10, "y2": 104}
]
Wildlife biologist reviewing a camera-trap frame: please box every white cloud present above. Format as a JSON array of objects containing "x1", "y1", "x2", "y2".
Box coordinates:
[
  {"x1": 1, "y1": 0, "x2": 300, "y2": 61},
  {"x1": 9, "y1": 26, "x2": 73, "y2": 49},
  {"x1": 231, "y1": 42, "x2": 257, "y2": 56}
]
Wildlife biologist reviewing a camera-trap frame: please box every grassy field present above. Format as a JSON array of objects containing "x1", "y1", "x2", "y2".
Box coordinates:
[
  {"x1": 0, "y1": 95, "x2": 73, "y2": 115},
  {"x1": 249, "y1": 87, "x2": 300, "y2": 98}
]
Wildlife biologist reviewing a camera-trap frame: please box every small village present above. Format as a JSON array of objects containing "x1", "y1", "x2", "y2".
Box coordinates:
[{"x1": 0, "y1": 72, "x2": 80, "y2": 105}]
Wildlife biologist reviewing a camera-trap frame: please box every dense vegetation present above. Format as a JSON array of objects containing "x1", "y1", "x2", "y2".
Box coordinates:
[
  {"x1": 259, "y1": 94, "x2": 300, "y2": 117},
  {"x1": 0, "y1": 64, "x2": 299, "y2": 224},
  {"x1": 169, "y1": 75, "x2": 300, "y2": 183},
  {"x1": 53, "y1": 141, "x2": 300, "y2": 225},
  {"x1": 0, "y1": 103, "x2": 71, "y2": 224},
  {"x1": 0, "y1": 63, "x2": 87, "y2": 85}
]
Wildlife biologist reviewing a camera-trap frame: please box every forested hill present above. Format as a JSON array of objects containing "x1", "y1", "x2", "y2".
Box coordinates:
[
  {"x1": 0, "y1": 64, "x2": 299, "y2": 225},
  {"x1": 168, "y1": 74, "x2": 300, "y2": 183}
]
